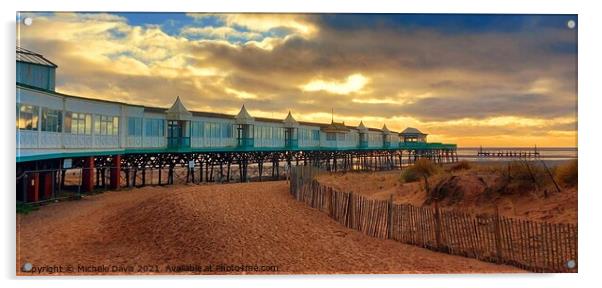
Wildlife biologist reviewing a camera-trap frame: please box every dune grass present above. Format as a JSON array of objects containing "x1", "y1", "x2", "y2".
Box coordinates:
[{"x1": 555, "y1": 159, "x2": 578, "y2": 188}]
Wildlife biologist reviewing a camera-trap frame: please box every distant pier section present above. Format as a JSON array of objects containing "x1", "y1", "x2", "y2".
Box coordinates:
[{"x1": 476, "y1": 146, "x2": 540, "y2": 159}]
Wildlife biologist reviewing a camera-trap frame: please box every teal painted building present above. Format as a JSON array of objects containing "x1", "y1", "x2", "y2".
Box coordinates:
[{"x1": 16, "y1": 47, "x2": 456, "y2": 163}]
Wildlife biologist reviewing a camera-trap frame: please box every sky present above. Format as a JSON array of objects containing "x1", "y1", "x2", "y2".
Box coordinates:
[{"x1": 16, "y1": 13, "x2": 577, "y2": 147}]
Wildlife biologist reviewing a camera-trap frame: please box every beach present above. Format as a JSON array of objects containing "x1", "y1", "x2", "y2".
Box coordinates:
[{"x1": 16, "y1": 181, "x2": 522, "y2": 275}]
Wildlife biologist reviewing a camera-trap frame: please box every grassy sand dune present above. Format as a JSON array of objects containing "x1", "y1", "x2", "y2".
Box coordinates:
[{"x1": 317, "y1": 160, "x2": 577, "y2": 224}]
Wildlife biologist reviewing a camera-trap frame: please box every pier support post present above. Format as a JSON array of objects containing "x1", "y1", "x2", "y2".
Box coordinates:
[
  {"x1": 110, "y1": 155, "x2": 121, "y2": 190},
  {"x1": 26, "y1": 172, "x2": 40, "y2": 202},
  {"x1": 82, "y1": 156, "x2": 95, "y2": 192},
  {"x1": 40, "y1": 171, "x2": 53, "y2": 200}
]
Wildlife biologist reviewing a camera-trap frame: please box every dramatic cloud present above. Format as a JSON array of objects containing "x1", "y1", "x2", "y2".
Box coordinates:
[
  {"x1": 300, "y1": 73, "x2": 369, "y2": 95},
  {"x1": 187, "y1": 13, "x2": 318, "y2": 36},
  {"x1": 16, "y1": 13, "x2": 577, "y2": 146}
]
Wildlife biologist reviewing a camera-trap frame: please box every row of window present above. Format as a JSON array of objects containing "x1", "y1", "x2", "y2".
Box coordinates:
[
  {"x1": 254, "y1": 126, "x2": 285, "y2": 140},
  {"x1": 368, "y1": 133, "x2": 382, "y2": 142},
  {"x1": 66, "y1": 112, "x2": 92, "y2": 134},
  {"x1": 298, "y1": 128, "x2": 320, "y2": 142},
  {"x1": 17, "y1": 104, "x2": 118, "y2": 135},
  {"x1": 126, "y1": 118, "x2": 165, "y2": 137},
  {"x1": 94, "y1": 115, "x2": 119, "y2": 136},
  {"x1": 126, "y1": 118, "x2": 235, "y2": 138},
  {"x1": 327, "y1": 132, "x2": 352, "y2": 141},
  {"x1": 191, "y1": 121, "x2": 233, "y2": 138},
  {"x1": 326, "y1": 132, "x2": 365, "y2": 142},
  {"x1": 18, "y1": 104, "x2": 397, "y2": 143},
  {"x1": 145, "y1": 119, "x2": 165, "y2": 137},
  {"x1": 359, "y1": 133, "x2": 396, "y2": 144},
  {"x1": 128, "y1": 117, "x2": 143, "y2": 136}
]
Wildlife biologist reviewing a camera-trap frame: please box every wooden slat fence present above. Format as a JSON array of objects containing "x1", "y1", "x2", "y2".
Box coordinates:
[{"x1": 289, "y1": 166, "x2": 578, "y2": 273}]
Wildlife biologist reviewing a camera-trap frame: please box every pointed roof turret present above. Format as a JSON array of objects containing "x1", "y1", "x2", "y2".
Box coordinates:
[
  {"x1": 357, "y1": 121, "x2": 368, "y2": 133},
  {"x1": 400, "y1": 127, "x2": 427, "y2": 136},
  {"x1": 381, "y1": 124, "x2": 391, "y2": 134},
  {"x1": 235, "y1": 105, "x2": 255, "y2": 124},
  {"x1": 283, "y1": 111, "x2": 299, "y2": 128},
  {"x1": 166, "y1": 96, "x2": 193, "y2": 120}
]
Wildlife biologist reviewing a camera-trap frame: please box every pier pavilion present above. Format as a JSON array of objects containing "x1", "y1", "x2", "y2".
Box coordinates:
[{"x1": 16, "y1": 47, "x2": 457, "y2": 203}]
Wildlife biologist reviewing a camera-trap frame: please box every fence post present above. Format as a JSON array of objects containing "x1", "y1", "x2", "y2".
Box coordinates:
[
  {"x1": 331, "y1": 187, "x2": 335, "y2": 218},
  {"x1": 434, "y1": 201, "x2": 442, "y2": 251},
  {"x1": 494, "y1": 205, "x2": 503, "y2": 263},
  {"x1": 387, "y1": 194, "x2": 393, "y2": 239},
  {"x1": 286, "y1": 169, "x2": 578, "y2": 273},
  {"x1": 346, "y1": 192, "x2": 353, "y2": 228}
]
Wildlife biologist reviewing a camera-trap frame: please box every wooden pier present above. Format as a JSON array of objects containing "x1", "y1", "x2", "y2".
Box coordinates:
[{"x1": 477, "y1": 146, "x2": 540, "y2": 159}]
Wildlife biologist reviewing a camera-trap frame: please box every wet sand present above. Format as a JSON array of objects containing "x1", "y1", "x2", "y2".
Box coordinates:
[{"x1": 17, "y1": 181, "x2": 523, "y2": 275}]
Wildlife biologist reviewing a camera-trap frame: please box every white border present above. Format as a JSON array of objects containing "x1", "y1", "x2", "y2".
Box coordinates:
[{"x1": 2, "y1": 1, "x2": 600, "y2": 288}]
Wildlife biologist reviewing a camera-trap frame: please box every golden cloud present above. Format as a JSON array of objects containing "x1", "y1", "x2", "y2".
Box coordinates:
[
  {"x1": 187, "y1": 13, "x2": 317, "y2": 36},
  {"x1": 301, "y1": 73, "x2": 369, "y2": 95}
]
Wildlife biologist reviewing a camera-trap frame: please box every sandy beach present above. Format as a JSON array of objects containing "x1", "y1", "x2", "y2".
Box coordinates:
[{"x1": 16, "y1": 181, "x2": 522, "y2": 275}]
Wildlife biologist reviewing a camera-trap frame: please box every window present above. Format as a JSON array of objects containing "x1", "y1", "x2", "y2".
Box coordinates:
[
  {"x1": 113, "y1": 117, "x2": 119, "y2": 136},
  {"x1": 275, "y1": 128, "x2": 284, "y2": 140},
  {"x1": 41, "y1": 108, "x2": 62, "y2": 132},
  {"x1": 16, "y1": 104, "x2": 39, "y2": 130},
  {"x1": 95, "y1": 115, "x2": 119, "y2": 136},
  {"x1": 65, "y1": 112, "x2": 92, "y2": 134},
  {"x1": 255, "y1": 126, "x2": 261, "y2": 139},
  {"x1": 337, "y1": 133, "x2": 346, "y2": 141},
  {"x1": 312, "y1": 130, "x2": 320, "y2": 141},
  {"x1": 17, "y1": 62, "x2": 55, "y2": 91},
  {"x1": 255, "y1": 126, "x2": 274, "y2": 140},
  {"x1": 326, "y1": 132, "x2": 336, "y2": 141},
  {"x1": 372, "y1": 134, "x2": 382, "y2": 143},
  {"x1": 212, "y1": 123, "x2": 219, "y2": 138},
  {"x1": 94, "y1": 116, "x2": 99, "y2": 134},
  {"x1": 191, "y1": 121, "x2": 204, "y2": 138},
  {"x1": 204, "y1": 122, "x2": 211, "y2": 138},
  {"x1": 297, "y1": 128, "x2": 306, "y2": 140},
  {"x1": 145, "y1": 119, "x2": 165, "y2": 137},
  {"x1": 128, "y1": 117, "x2": 142, "y2": 136},
  {"x1": 221, "y1": 123, "x2": 232, "y2": 138}
]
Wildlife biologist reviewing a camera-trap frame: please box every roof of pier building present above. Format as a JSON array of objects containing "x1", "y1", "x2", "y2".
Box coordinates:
[
  {"x1": 382, "y1": 124, "x2": 392, "y2": 134},
  {"x1": 283, "y1": 111, "x2": 299, "y2": 128},
  {"x1": 400, "y1": 127, "x2": 427, "y2": 136},
  {"x1": 321, "y1": 121, "x2": 351, "y2": 133},
  {"x1": 234, "y1": 105, "x2": 255, "y2": 125},
  {"x1": 357, "y1": 121, "x2": 368, "y2": 133},
  {"x1": 17, "y1": 47, "x2": 57, "y2": 68},
  {"x1": 17, "y1": 47, "x2": 58, "y2": 91},
  {"x1": 165, "y1": 96, "x2": 193, "y2": 121}
]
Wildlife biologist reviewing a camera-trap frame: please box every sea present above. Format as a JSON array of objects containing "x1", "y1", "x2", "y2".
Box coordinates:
[{"x1": 457, "y1": 147, "x2": 577, "y2": 161}]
